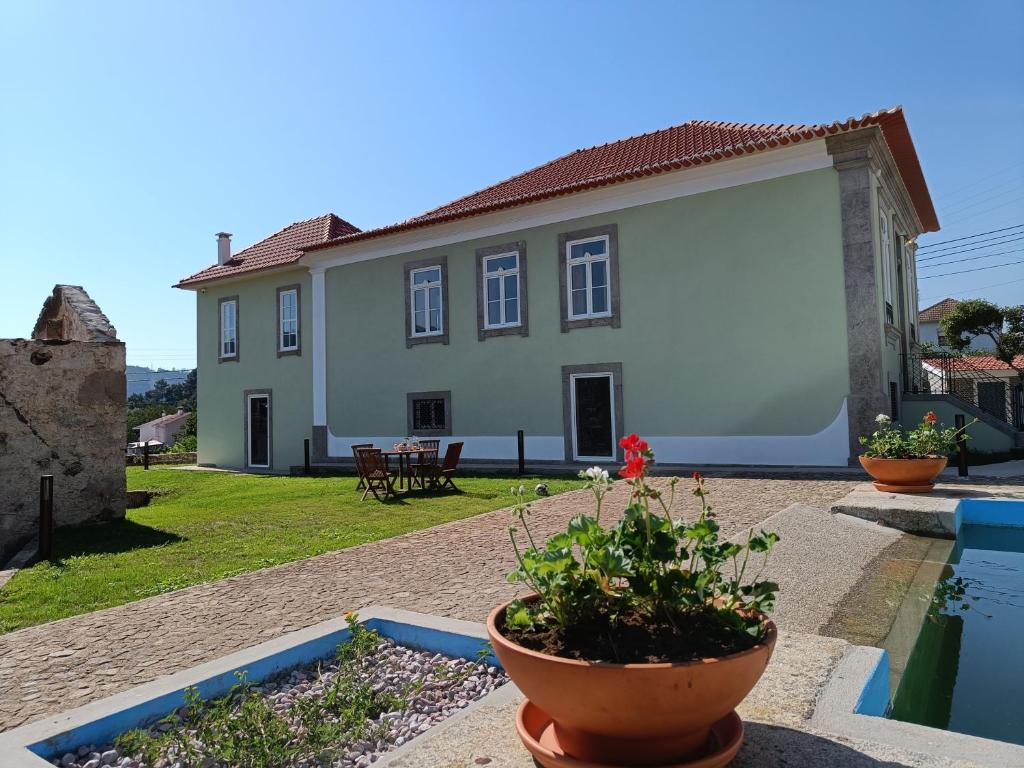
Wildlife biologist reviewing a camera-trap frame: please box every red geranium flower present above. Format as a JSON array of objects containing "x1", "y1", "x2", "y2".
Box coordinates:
[
  {"x1": 618, "y1": 455, "x2": 646, "y2": 480},
  {"x1": 925, "y1": 411, "x2": 937, "y2": 424}
]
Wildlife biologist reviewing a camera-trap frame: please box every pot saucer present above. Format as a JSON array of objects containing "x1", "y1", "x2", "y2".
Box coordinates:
[
  {"x1": 872, "y1": 481, "x2": 936, "y2": 494},
  {"x1": 516, "y1": 699, "x2": 744, "y2": 768}
]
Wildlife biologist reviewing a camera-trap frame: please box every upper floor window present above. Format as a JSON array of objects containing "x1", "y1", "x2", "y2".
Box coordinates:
[
  {"x1": 483, "y1": 251, "x2": 520, "y2": 328},
  {"x1": 558, "y1": 224, "x2": 620, "y2": 333},
  {"x1": 404, "y1": 257, "x2": 449, "y2": 347},
  {"x1": 219, "y1": 297, "x2": 238, "y2": 361},
  {"x1": 277, "y1": 286, "x2": 300, "y2": 355},
  {"x1": 879, "y1": 209, "x2": 894, "y2": 324},
  {"x1": 567, "y1": 235, "x2": 611, "y2": 320},
  {"x1": 411, "y1": 266, "x2": 443, "y2": 336}
]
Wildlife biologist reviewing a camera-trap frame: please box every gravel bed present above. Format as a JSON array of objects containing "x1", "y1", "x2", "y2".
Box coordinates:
[{"x1": 54, "y1": 636, "x2": 507, "y2": 768}]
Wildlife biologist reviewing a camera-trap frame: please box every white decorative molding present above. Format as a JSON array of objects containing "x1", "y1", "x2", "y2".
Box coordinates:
[
  {"x1": 322, "y1": 400, "x2": 850, "y2": 467},
  {"x1": 303, "y1": 140, "x2": 831, "y2": 272}
]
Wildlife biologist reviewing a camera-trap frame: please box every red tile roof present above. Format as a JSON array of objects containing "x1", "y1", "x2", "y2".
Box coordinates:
[
  {"x1": 923, "y1": 354, "x2": 1024, "y2": 372},
  {"x1": 176, "y1": 214, "x2": 359, "y2": 287},
  {"x1": 301, "y1": 105, "x2": 937, "y2": 256},
  {"x1": 918, "y1": 298, "x2": 959, "y2": 323}
]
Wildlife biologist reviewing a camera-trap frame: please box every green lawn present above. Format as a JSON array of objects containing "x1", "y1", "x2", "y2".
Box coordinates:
[{"x1": 0, "y1": 468, "x2": 578, "y2": 634}]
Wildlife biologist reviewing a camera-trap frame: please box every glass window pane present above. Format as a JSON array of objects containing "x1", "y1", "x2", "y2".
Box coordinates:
[
  {"x1": 414, "y1": 309, "x2": 426, "y2": 334},
  {"x1": 570, "y1": 238, "x2": 606, "y2": 260},
  {"x1": 487, "y1": 254, "x2": 517, "y2": 272},
  {"x1": 413, "y1": 268, "x2": 439, "y2": 285},
  {"x1": 503, "y1": 274, "x2": 518, "y2": 299},
  {"x1": 570, "y1": 263, "x2": 587, "y2": 290},
  {"x1": 486, "y1": 277, "x2": 500, "y2": 302},
  {"x1": 429, "y1": 308, "x2": 441, "y2": 332},
  {"x1": 571, "y1": 288, "x2": 588, "y2": 316},
  {"x1": 429, "y1": 286, "x2": 441, "y2": 312},
  {"x1": 505, "y1": 297, "x2": 519, "y2": 323},
  {"x1": 487, "y1": 300, "x2": 501, "y2": 326},
  {"x1": 590, "y1": 260, "x2": 607, "y2": 288},
  {"x1": 592, "y1": 284, "x2": 608, "y2": 314},
  {"x1": 414, "y1": 289, "x2": 425, "y2": 312}
]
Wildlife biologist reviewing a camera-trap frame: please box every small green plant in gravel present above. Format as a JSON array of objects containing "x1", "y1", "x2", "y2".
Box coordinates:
[{"x1": 114, "y1": 615, "x2": 408, "y2": 768}]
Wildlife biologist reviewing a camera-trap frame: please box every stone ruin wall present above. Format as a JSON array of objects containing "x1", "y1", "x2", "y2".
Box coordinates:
[{"x1": 0, "y1": 339, "x2": 127, "y2": 563}]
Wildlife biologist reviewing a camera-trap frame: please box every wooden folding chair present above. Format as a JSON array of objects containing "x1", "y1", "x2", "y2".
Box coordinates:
[
  {"x1": 351, "y1": 443, "x2": 373, "y2": 489},
  {"x1": 411, "y1": 439, "x2": 441, "y2": 490},
  {"x1": 358, "y1": 448, "x2": 396, "y2": 501},
  {"x1": 420, "y1": 441, "x2": 463, "y2": 491}
]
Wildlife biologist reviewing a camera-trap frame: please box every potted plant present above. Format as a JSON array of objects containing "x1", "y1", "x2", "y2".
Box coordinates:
[
  {"x1": 487, "y1": 435, "x2": 780, "y2": 768},
  {"x1": 858, "y1": 412, "x2": 970, "y2": 493}
]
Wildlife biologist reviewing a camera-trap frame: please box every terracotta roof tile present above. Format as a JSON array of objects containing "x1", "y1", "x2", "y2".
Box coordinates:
[
  {"x1": 918, "y1": 298, "x2": 959, "y2": 323},
  {"x1": 302, "y1": 106, "x2": 937, "y2": 256},
  {"x1": 176, "y1": 214, "x2": 359, "y2": 287},
  {"x1": 923, "y1": 354, "x2": 1024, "y2": 372}
]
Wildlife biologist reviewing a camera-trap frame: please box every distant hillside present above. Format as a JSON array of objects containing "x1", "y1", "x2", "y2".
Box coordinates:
[{"x1": 126, "y1": 366, "x2": 192, "y2": 398}]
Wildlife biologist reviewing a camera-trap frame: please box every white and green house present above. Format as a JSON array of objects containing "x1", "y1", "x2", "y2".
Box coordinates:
[{"x1": 176, "y1": 107, "x2": 959, "y2": 472}]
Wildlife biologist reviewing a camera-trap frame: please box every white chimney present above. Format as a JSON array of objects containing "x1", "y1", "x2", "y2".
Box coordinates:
[{"x1": 216, "y1": 232, "x2": 232, "y2": 265}]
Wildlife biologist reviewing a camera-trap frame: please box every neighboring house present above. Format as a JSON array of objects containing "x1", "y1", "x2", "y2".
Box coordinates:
[
  {"x1": 919, "y1": 354, "x2": 1024, "y2": 430},
  {"x1": 0, "y1": 286, "x2": 126, "y2": 563},
  {"x1": 917, "y1": 297, "x2": 996, "y2": 351},
  {"x1": 134, "y1": 409, "x2": 191, "y2": 447},
  {"x1": 176, "y1": 106, "x2": 940, "y2": 471}
]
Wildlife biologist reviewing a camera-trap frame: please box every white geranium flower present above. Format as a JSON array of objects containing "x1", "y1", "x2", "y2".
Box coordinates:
[
  {"x1": 581, "y1": 466, "x2": 610, "y2": 485},
  {"x1": 875, "y1": 414, "x2": 892, "y2": 425}
]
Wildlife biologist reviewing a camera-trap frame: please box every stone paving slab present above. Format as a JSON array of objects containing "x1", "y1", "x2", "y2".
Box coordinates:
[{"x1": 0, "y1": 477, "x2": 857, "y2": 731}]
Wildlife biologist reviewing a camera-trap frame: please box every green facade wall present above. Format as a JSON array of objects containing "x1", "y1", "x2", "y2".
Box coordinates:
[
  {"x1": 324, "y1": 168, "x2": 850, "y2": 448},
  {"x1": 196, "y1": 269, "x2": 312, "y2": 470}
]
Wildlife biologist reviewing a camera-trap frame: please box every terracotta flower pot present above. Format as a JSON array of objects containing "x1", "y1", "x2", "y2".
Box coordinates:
[
  {"x1": 486, "y1": 598, "x2": 776, "y2": 767},
  {"x1": 858, "y1": 455, "x2": 948, "y2": 493}
]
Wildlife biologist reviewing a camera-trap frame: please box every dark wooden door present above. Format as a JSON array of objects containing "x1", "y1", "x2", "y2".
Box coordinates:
[
  {"x1": 248, "y1": 395, "x2": 270, "y2": 467},
  {"x1": 574, "y1": 375, "x2": 613, "y2": 458}
]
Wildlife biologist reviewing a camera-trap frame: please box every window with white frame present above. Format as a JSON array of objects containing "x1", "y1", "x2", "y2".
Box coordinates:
[
  {"x1": 879, "y1": 210, "x2": 894, "y2": 324},
  {"x1": 219, "y1": 298, "x2": 238, "y2": 359},
  {"x1": 482, "y1": 251, "x2": 520, "y2": 328},
  {"x1": 278, "y1": 287, "x2": 299, "y2": 352},
  {"x1": 410, "y1": 266, "x2": 444, "y2": 336},
  {"x1": 566, "y1": 235, "x2": 611, "y2": 320}
]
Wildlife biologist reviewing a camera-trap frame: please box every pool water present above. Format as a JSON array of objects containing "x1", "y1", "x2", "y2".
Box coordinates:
[{"x1": 889, "y1": 525, "x2": 1024, "y2": 745}]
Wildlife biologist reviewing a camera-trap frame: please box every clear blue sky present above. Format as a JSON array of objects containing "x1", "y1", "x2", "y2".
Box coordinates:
[{"x1": 2, "y1": 1, "x2": 1022, "y2": 369}]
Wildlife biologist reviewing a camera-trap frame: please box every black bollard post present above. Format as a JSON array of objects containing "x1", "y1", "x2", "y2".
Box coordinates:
[
  {"x1": 955, "y1": 414, "x2": 968, "y2": 477},
  {"x1": 143, "y1": 441, "x2": 150, "y2": 471},
  {"x1": 304, "y1": 438, "x2": 311, "y2": 475},
  {"x1": 517, "y1": 430, "x2": 525, "y2": 476},
  {"x1": 39, "y1": 475, "x2": 54, "y2": 561}
]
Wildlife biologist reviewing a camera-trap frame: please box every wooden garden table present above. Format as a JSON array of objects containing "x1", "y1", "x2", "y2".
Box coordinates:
[{"x1": 380, "y1": 448, "x2": 439, "y2": 492}]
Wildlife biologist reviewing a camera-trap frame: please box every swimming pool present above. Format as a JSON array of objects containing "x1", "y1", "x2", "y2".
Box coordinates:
[{"x1": 887, "y1": 499, "x2": 1024, "y2": 745}]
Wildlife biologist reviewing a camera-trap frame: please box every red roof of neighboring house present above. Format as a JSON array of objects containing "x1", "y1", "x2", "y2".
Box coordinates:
[
  {"x1": 923, "y1": 355, "x2": 1024, "y2": 372},
  {"x1": 300, "y1": 105, "x2": 937, "y2": 256},
  {"x1": 918, "y1": 298, "x2": 959, "y2": 323},
  {"x1": 176, "y1": 214, "x2": 359, "y2": 287}
]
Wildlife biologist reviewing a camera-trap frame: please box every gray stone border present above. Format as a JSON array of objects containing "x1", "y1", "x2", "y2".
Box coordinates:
[
  {"x1": 217, "y1": 295, "x2": 239, "y2": 363},
  {"x1": 475, "y1": 241, "x2": 529, "y2": 340},
  {"x1": 403, "y1": 256, "x2": 449, "y2": 348},
  {"x1": 561, "y1": 362, "x2": 623, "y2": 462},
  {"x1": 242, "y1": 388, "x2": 273, "y2": 472},
  {"x1": 275, "y1": 284, "x2": 301, "y2": 357},
  {"x1": 406, "y1": 390, "x2": 452, "y2": 437},
  {"x1": 812, "y1": 645, "x2": 1024, "y2": 767},
  {"x1": 557, "y1": 224, "x2": 620, "y2": 333},
  {"x1": 0, "y1": 607, "x2": 497, "y2": 768}
]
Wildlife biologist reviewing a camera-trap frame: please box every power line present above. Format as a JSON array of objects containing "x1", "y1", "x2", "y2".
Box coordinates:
[
  {"x1": 931, "y1": 159, "x2": 1024, "y2": 204},
  {"x1": 921, "y1": 275, "x2": 1024, "y2": 302},
  {"x1": 917, "y1": 234, "x2": 1024, "y2": 262},
  {"x1": 917, "y1": 247, "x2": 1024, "y2": 269},
  {"x1": 915, "y1": 230, "x2": 1024, "y2": 258},
  {"x1": 940, "y1": 187, "x2": 1024, "y2": 219},
  {"x1": 918, "y1": 258, "x2": 1024, "y2": 279},
  {"x1": 916, "y1": 223, "x2": 1024, "y2": 250},
  {"x1": 942, "y1": 196, "x2": 1024, "y2": 225}
]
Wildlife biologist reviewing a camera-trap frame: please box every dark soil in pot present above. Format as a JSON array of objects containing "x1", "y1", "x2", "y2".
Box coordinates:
[{"x1": 500, "y1": 605, "x2": 762, "y2": 664}]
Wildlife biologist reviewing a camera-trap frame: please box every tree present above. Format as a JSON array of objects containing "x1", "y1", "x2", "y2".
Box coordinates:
[{"x1": 940, "y1": 299, "x2": 1024, "y2": 384}]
